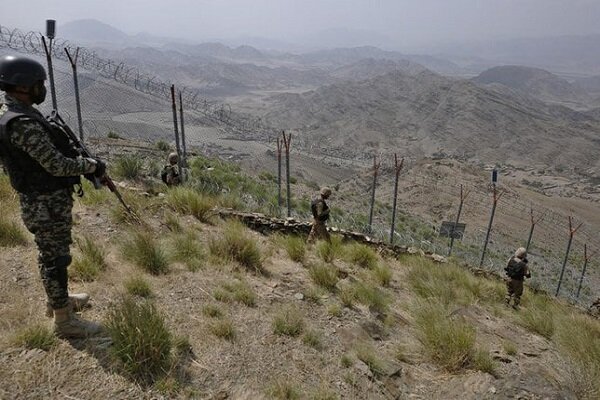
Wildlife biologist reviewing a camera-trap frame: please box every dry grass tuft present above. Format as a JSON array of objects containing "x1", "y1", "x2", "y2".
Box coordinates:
[
  {"x1": 105, "y1": 296, "x2": 172, "y2": 382},
  {"x1": 121, "y1": 230, "x2": 169, "y2": 275},
  {"x1": 213, "y1": 280, "x2": 257, "y2": 307},
  {"x1": 413, "y1": 301, "x2": 476, "y2": 372},
  {"x1": 209, "y1": 220, "x2": 264, "y2": 273},
  {"x1": 273, "y1": 305, "x2": 305, "y2": 337},
  {"x1": 268, "y1": 379, "x2": 301, "y2": 400},
  {"x1": 169, "y1": 231, "x2": 205, "y2": 272},
  {"x1": 281, "y1": 235, "x2": 307, "y2": 263},
  {"x1": 308, "y1": 263, "x2": 338, "y2": 291},
  {"x1": 209, "y1": 319, "x2": 236, "y2": 341},
  {"x1": 166, "y1": 187, "x2": 215, "y2": 223},
  {"x1": 124, "y1": 276, "x2": 153, "y2": 298},
  {"x1": 0, "y1": 218, "x2": 28, "y2": 247},
  {"x1": 346, "y1": 243, "x2": 378, "y2": 269},
  {"x1": 70, "y1": 235, "x2": 108, "y2": 282},
  {"x1": 13, "y1": 324, "x2": 57, "y2": 351}
]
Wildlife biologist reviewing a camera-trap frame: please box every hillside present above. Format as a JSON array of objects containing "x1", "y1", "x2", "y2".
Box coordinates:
[
  {"x1": 0, "y1": 142, "x2": 599, "y2": 399},
  {"x1": 472, "y1": 65, "x2": 592, "y2": 109},
  {"x1": 261, "y1": 70, "x2": 600, "y2": 172}
]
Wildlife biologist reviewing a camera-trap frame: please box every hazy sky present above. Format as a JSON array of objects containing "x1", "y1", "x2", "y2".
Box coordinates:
[{"x1": 5, "y1": 0, "x2": 600, "y2": 50}]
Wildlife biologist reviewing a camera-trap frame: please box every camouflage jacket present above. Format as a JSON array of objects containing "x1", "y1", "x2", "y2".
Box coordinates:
[{"x1": 0, "y1": 95, "x2": 95, "y2": 194}]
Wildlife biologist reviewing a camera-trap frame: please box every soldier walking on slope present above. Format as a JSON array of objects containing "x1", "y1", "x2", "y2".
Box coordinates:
[
  {"x1": 308, "y1": 186, "x2": 332, "y2": 243},
  {"x1": 161, "y1": 152, "x2": 181, "y2": 186},
  {"x1": 0, "y1": 55, "x2": 106, "y2": 338},
  {"x1": 504, "y1": 247, "x2": 531, "y2": 310}
]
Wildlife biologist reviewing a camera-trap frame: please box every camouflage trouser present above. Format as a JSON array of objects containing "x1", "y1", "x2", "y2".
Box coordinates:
[
  {"x1": 505, "y1": 278, "x2": 524, "y2": 307},
  {"x1": 19, "y1": 188, "x2": 74, "y2": 309},
  {"x1": 307, "y1": 219, "x2": 330, "y2": 243}
]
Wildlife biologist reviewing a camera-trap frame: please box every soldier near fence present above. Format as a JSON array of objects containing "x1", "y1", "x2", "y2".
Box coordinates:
[
  {"x1": 0, "y1": 55, "x2": 106, "y2": 338},
  {"x1": 504, "y1": 247, "x2": 531, "y2": 309},
  {"x1": 161, "y1": 152, "x2": 181, "y2": 186},
  {"x1": 308, "y1": 186, "x2": 332, "y2": 243}
]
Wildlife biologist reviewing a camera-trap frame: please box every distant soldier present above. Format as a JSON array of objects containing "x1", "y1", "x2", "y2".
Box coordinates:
[
  {"x1": 504, "y1": 247, "x2": 531, "y2": 309},
  {"x1": 0, "y1": 55, "x2": 105, "y2": 337},
  {"x1": 161, "y1": 152, "x2": 180, "y2": 186},
  {"x1": 308, "y1": 186, "x2": 332, "y2": 243}
]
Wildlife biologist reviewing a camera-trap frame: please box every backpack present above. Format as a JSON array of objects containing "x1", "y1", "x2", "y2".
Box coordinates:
[
  {"x1": 160, "y1": 166, "x2": 169, "y2": 184},
  {"x1": 505, "y1": 258, "x2": 525, "y2": 279}
]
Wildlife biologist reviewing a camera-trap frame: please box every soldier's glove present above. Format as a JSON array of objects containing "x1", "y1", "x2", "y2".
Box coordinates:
[
  {"x1": 526, "y1": 272, "x2": 531, "y2": 278},
  {"x1": 93, "y1": 158, "x2": 107, "y2": 178}
]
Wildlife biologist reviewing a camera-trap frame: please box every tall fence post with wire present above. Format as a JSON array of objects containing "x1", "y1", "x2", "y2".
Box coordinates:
[
  {"x1": 368, "y1": 155, "x2": 381, "y2": 234},
  {"x1": 556, "y1": 216, "x2": 583, "y2": 297},
  {"x1": 389, "y1": 154, "x2": 404, "y2": 244}
]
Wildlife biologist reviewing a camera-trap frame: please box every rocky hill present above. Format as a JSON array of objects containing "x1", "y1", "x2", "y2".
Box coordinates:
[
  {"x1": 473, "y1": 65, "x2": 592, "y2": 109},
  {"x1": 261, "y1": 70, "x2": 600, "y2": 172}
]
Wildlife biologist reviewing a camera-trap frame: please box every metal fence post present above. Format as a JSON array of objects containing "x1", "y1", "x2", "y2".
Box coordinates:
[
  {"x1": 479, "y1": 180, "x2": 503, "y2": 268},
  {"x1": 368, "y1": 155, "x2": 381, "y2": 233},
  {"x1": 526, "y1": 206, "x2": 545, "y2": 252},
  {"x1": 282, "y1": 131, "x2": 292, "y2": 217},
  {"x1": 576, "y1": 244, "x2": 594, "y2": 299},
  {"x1": 448, "y1": 184, "x2": 469, "y2": 256},
  {"x1": 41, "y1": 37, "x2": 57, "y2": 111},
  {"x1": 389, "y1": 154, "x2": 404, "y2": 244},
  {"x1": 170, "y1": 85, "x2": 182, "y2": 175},
  {"x1": 556, "y1": 216, "x2": 583, "y2": 297},
  {"x1": 178, "y1": 91, "x2": 187, "y2": 171},
  {"x1": 276, "y1": 137, "x2": 283, "y2": 209},
  {"x1": 64, "y1": 47, "x2": 84, "y2": 141}
]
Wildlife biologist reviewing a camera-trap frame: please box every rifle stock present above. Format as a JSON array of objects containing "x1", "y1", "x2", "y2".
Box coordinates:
[{"x1": 48, "y1": 111, "x2": 137, "y2": 217}]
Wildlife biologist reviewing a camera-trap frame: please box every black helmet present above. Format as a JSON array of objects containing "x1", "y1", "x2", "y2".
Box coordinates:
[{"x1": 0, "y1": 55, "x2": 47, "y2": 88}]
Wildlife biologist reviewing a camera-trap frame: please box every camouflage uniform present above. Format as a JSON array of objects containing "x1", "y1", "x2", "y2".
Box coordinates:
[
  {"x1": 308, "y1": 187, "x2": 332, "y2": 243},
  {"x1": 0, "y1": 95, "x2": 95, "y2": 309},
  {"x1": 162, "y1": 152, "x2": 180, "y2": 186},
  {"x1": 504, "y1": 248, "x2": 530, "y2": 309}
]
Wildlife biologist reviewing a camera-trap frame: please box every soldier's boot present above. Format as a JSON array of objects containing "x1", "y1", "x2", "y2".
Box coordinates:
[
  {"x1": 45, "y1": 293, "x2": 90, "y2": 317},
  {"x1": 53, "y1": 306, "x2": 102, "y2": 339},
  {"x1": 504, "y1": 295, "x2": 511, "y2": 307},
  {"x1": 512, "y1": 297, "x2": 521, "y2": 310}
]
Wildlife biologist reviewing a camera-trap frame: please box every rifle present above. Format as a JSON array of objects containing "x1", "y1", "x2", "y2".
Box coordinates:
[{"x1": 48, "y1": 111, "x2": 137, "y2": 218}]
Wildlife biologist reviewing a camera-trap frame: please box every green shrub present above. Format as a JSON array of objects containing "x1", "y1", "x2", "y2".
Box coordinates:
[
  {"x1": 355, "y1": 342, "x2": 385, "y2": 377},
  {"x1": 124, "y1": 276, "x2": 153, "y2": 298},
  {"x1": 107, "y1": 130, "x2": 122, "y2": 139},
  {"x1": 78, "y1": 179, "x2": 111, "y2": 206},
  {"x1": 70, "y1": 235, "x2": 108, "y2": 282},
  {"x1": 282, "y1": 235, "x2": 307, "y2": 263},
  {"x1": 413, "y1": 301, "x2": 476, "y2": 372},
  {"x1": 352, "y1": 282, "x2": 390, "y2": 315},
  {"x1": 372, "y1": 264, "x2": 392, "y2": 287},
  {"x1": 502, "y1": 340, "x2": 517, "y2": 356},
  {"x1": 155, "y1": 140, "x2": 171, "y2": 152},
  {"x1": 166, "y1": 187, "x2": 215, "y2": 223},
  {"x1": 0, "y1": 218, "x2": 28, "y2": 247},
  {"x1": 302, "y1": 329, "x2": 323, "y2": 350},
  {"x1": 170, "y1": 231, "x2": 205, "y2": 272},
  {"x1": 309, "y1": 263, "x2": 338, "y2": 291},
  {"x1": 268, "y1": 379, "x2": 301, "y2": 400},
  {"x1": 340, "y1": 354, "x2": 354, "y2": 368},
  {"x1": 555, "y1": 313, "x2": 600, "y2": 399},
  {"x1": 346, "y1": 243, "x2": 378, "y2": 269},
  {"x1": 105, "y1": 297, "x2": 172, "y2": 381},
  {"x1": 273, "y1": 305, "x2": 305, "y2": 337},
  {"x1": 209, "y1": 220, "x2": 263, "y2": 273},
  {"x1": 473, "y1": 349, "x2": 497, "y2": 375},
  {"x1": 122, "y1": 231, "x2": 169, "y2": 275},
  {"x1": 113, "y1": 155, "x2": 144, "y2": 180},
  {"x1": 214, "y1": 280, "x2": 257, "y2": 307},
  {"x1": 209, "y1": 319, "x2": 236, "y2": 341},
  {"x1": 13, "y1": 325, "x2": 57, "y2": 351},
  {"x1": 316, "y1": 236, "x2": 344, "y2": 263},
  {"x1": 518, "y1": 294, "x2": 555, "y2": 339},
  {"x1": 202, "y1": 304, "x2": 224, "y2": 319}
]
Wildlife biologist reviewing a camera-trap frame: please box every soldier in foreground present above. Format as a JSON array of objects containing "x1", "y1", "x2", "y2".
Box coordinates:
[
  {"x1": 161, "y1": 152, "x2": 181, "y2": 186},
  {"x1": 308, "y1": 186, "x2": 332, "y2": 243},
  {"x1": 0, "y1": 55, "x2": 106, "y2": 338},
  {"x1": 504, "y1": 247, "x2": 531, "y2": 309}
]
